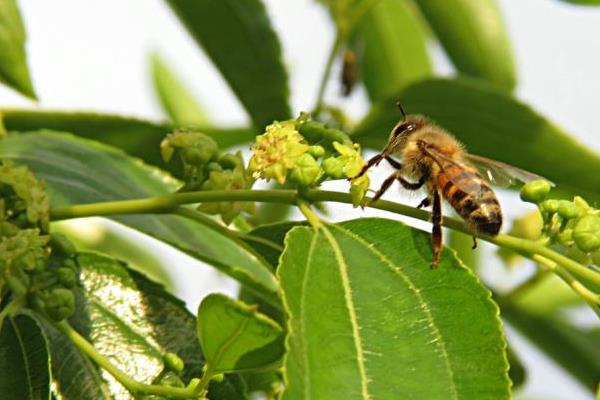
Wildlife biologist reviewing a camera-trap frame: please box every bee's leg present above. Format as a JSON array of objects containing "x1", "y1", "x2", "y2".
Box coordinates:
[
  {"x1": 384, "y1": 156, "x2": 402, "y2": 170},
  {"x1": 417, "y1": 197, "x2": 431, "y2": 209},
  {"x1": 431, "y1": 189, "x2": 443, "y2": 268},
  {"x1": 397, "y1": 175, "x2": 425, "y2": 191},
  {"x1": 367, "y1": 171, "x2": 398, "y2": 205},
  {"x1": 472, "y1": 236, "x2": 478, "y2": 249},
  {"x1": 353, "y1": 153, "x2": 383, "y2": 179}
]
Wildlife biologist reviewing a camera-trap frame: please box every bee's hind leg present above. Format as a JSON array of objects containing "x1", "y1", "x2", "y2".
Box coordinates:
[
  {"x1": 472, "y1": 236, "x2": 478, "y2": 249},
  {"x1": 431, "y1": 189, "x2": 443, "y2": 268}
]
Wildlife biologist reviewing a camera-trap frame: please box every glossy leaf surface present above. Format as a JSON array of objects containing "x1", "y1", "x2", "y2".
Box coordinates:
[
  {"x1": 0, "y1": 312, "x2": 51, "y2": 400},
  {"x1": 197, "y1": 293, "x2": 284, "y2": 373},
  {"x1": 279, "y1": 218, "x2": 510, "y2": 399},
  {"x1": 44, "y1": 252, "x2": 241, "y2": 399}
]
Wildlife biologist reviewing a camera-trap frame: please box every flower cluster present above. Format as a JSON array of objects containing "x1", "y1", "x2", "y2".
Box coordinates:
[
  {"x1": 248, "y1": 117, "x2": 370, "y2": 206},
  {"x1": 0, "y1": 162, "x2": 78, "y2": 322},
  {"x1": 521, "y1": 180, "x2": 600, "y2": 264},
  {"x1": 161, "y1": 130, "x2": 254, "y2": 224}
]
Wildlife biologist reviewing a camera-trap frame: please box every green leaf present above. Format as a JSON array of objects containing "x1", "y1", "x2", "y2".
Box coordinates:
[
  {"x1": 243, "y1": 221, "x2": 301, "y2": 269},
  {"x1": 413, "y1": 0, "x2": 516, "y2": 89},
  {"x1": 197, "y1": 293, "x2": 284, "y2": 373},
  {"x1": 46, "y1": 252, "x2": 240, "y2": 399},
  {"x1": 53, "y1": 221, "x2": 175, "y2": 292},
  {"x1": 0, "y1": 312, "x2": 51, "y2": 400},
  {"x1": 166, "y1": 0, "x2": 291, "y2": 128},
  {"x1": 0, "y1": 109, "x2": 255, "y2": 172},
  {"x1": 557, "y1": 0, "x2": 600, "y2": 4},
  {"x1": 501, "y1": 301, "x2": 600, "y2": 392},
  {"x1": 0, "y1": 131, "x2": 278, "y2": 303},
  {"x1": 0, "y1": 0, "x2": 36, "y2": 98},
  {"x1": 354, "y1": 78, "x2": 600, "y2": 200},
  {"x1": 33, "y1": 316, "x2": 112, "y2": 400},
  {"x1": 354, "y1": 0, "x2": 432, "y2": 101},
  {"x1": 507, "y1": 345, "x2": 526, "y2": 390},
  {"x1": 513, "y1": 274, "x2": 582, "y2": 314},
  {"x1": 150, "y1": 52, "x2": 211, "y2": 126},
  {"x1": 278, "y1": 218, "x2": 510, "y2": 399}
]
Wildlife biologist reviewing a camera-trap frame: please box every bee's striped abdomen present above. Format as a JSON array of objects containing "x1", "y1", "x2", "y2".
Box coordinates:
[{"x1": 437, "y1": 164, "x2": 502, "y2": 235}]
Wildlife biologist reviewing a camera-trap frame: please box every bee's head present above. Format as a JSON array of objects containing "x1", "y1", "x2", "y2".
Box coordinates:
[{"x1": 383, "y1": 114, "x2": 426, "y2": 154}]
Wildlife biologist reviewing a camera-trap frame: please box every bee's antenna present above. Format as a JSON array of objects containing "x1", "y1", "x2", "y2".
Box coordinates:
[{"x1": 396, "y1": 101, "x2": 406, "y2": 120}]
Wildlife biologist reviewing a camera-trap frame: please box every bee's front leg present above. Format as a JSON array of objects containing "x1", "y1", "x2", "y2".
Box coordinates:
[
  {"x1": 431, "y1": 189, "x2": 443, "y2": 268},
  {"x1": 353, "y1": 153, "x2": 383, "y2": 179}
]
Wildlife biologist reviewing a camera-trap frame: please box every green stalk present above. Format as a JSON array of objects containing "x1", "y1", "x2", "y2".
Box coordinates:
[
  {"x1": 55, "y1": 321, "x2": 206, "y2": 399},
  {"x1": 50, "y1": 189, "x2": 600, "y2": 297}
]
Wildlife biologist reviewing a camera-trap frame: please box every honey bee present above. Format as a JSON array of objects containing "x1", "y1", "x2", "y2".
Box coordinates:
[{"x1": 353, "y1": 104, "x2": 545, "y2": 267}]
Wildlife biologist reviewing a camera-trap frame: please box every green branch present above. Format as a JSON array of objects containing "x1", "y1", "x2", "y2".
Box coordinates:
[
  {"x1": 50, "y1": 188, "x2": 600, "y2": 295},
  {"x1": 55, "y1": 321, "x2": 212, "y2": 399}
]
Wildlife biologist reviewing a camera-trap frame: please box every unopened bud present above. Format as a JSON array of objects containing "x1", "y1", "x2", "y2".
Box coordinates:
[
  {"x1": 573, "y1": 214, "x2": 600, "y2": 252},
  {"x1": 520, "y1": 180, "x2": 551, "y2": 203}
]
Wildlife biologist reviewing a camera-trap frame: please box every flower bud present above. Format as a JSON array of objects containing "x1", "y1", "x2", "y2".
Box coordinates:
[
  {"x1": 322, "y1": 157, "x2": 346, "y2": 179},
  {"x1": 206, "y1": 162, "x2": 223, "y2": 173},
  {"x1": 308, "y1": 145, "x2": 325, "y2": 158},
  {"x1": 573, "y1": 214, "x2": 600, "y2": 253},
  {"x1": 57, "y1": 267, "x2": 77, "y2": 288},
  {"x1": 557, "y1": 200, "x2": 581, "y2": 220},
  {"x1": 350, "y1": 174, "x2": 370, "y2": 207},
  {"x1": 290, "y1": 154, "x2": 322, "y2": 186},
  {"x1": 50, "y1": 233, "x2": 76, "y2": 257},
  {"x1": 218, "y1": 153, "x2": 244, "y2": 170},
  {"x1": 540, "y1": 199, "x2": 559, "y2": 214},
  {"x1": 163, "y1": 352, "x2": 185, "y2": 373},
  {"x1": 556, "y1": 228, "x2": 573, "y2": 246},
  {"x1": 44, "y1": 288, "x2": 75, "y2": 321},
  {"x1": 520, "y1": 180, "x2": 551, "y2": 203}
]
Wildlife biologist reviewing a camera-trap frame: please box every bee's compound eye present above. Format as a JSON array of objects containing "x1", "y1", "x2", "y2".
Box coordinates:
[{"x1": 393, "y1": 122, "x2": 416, "y2": 137}]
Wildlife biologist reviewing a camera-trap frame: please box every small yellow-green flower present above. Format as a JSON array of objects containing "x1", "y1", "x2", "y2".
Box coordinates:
[
  {"x1": 332, "y1": 141, "x2": 364, "y2": 178},
  {"x1": 248, "y1": 121, "x2": 309, "y2": 184},
  {"x1": 331, "y1": 142, "x2": 370, "y2": 206}
]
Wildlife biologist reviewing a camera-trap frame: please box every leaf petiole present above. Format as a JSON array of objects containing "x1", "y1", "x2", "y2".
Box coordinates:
[
  {"x1": 50, "y1": 188, "x2": 600, "y2": 309},
  {"x1": 54, "y1": 321, "x2": 205, "y2": 399}
]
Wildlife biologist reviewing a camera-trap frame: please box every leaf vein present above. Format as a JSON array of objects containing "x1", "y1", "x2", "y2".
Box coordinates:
[
  {"x1": 322, "y1": 224, "x2": 372, "y2": 400},
  {"x1": 330, "y1": 224, "x2": 459, "y2": 399}
]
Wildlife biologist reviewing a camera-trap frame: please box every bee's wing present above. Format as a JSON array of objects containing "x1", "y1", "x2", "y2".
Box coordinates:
[{"x1": 464, "y1": 154, "x2": 553, "y2": 187}]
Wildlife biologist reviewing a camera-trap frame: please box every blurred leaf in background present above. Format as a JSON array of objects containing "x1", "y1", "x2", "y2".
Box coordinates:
[
  {"x1": 166, "y1": 0, "x2": 291, "y2": 129},
  {"x1": 353, "y1": 0, "x2": 433, "y2": 101},
  {"x1": 413, "y1": 0, "x2": 516, "y2": 89},
  {"x1": 0, "y1": 0, "x2": 37, "y2": 99},
  {"x1": 150, "y1": 52, "x2": 211, "y2": 127}
]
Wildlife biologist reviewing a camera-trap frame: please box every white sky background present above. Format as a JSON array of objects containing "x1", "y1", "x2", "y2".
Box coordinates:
[{"x1": 1, "y1": 0, "x2": 600, "y2": 398}]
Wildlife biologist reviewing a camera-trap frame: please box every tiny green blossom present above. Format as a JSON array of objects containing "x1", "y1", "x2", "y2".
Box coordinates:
[
  {"x1": 248, "y1": 121, "x2": 309, "y2": 184},
  {"x1": 197, "y1": 155, "x2": 254, "y2": 225},
  {"x1": 332, "y1": 142, "x2": 370, "y2": 206},
  {"x1": 290, "y1": 153, "x2": 322, "y2": 186}
]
